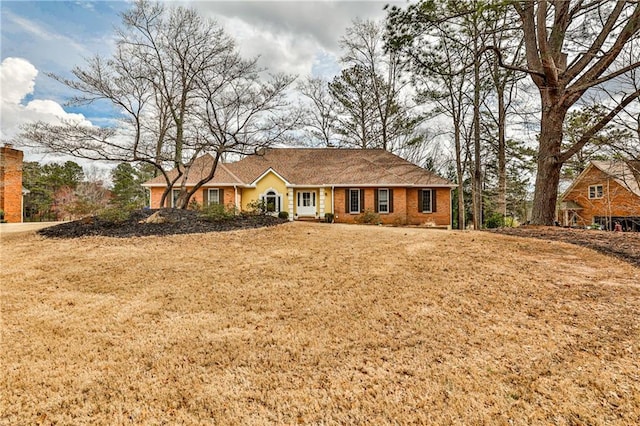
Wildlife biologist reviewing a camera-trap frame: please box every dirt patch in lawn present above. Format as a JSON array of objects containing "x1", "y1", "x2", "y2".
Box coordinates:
[
  {"x1": 1, "y1": 223, "x2": 639, "y2": 424},
  {"x1": 37, "y1": 208, "x2": 286, "y2": 238},
  {"x1": 491, "y1": 226, "x2": 640, "y2": 268}
]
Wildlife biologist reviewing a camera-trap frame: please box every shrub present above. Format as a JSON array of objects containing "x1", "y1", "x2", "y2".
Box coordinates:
[
  {"x1": 278, "y1": 211, "x2": 289, "y2": 220},
  {"x1": 355, "y1": 209, "x2": 381, "y2": 225},
  {"x1": 246, "y1": 199, "x2": 267, "y2": 215},
  {"x1": 199, "y1": 203, "x2": 235, "y2": 222},
  {"x1": 484, "y1": 212, "x2": 504, "y2": 229},
  {"x1": 97, "y1": 206, "x2": 133, "y2": 224},
  {"x1": 188, "y1": 198, "x2": 201, "y2": 211},
  {"x1": 324, "y1": 213, "x2": 334, "y2": 223}
]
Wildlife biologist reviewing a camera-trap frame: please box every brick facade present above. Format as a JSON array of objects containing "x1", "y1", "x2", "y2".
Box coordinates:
[
  {"x1": 0, "y1": 145, "x2": 25, "y2": 223},
  {"x1": 334, "y1": 187, "x2": 452, "y2": 227},
  {"x1": 149, "y1": 186, "x2": 237, "y2": 209}
]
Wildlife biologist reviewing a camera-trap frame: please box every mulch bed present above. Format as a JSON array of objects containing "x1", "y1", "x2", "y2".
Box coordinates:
[
  {"x1": 38, "y1": 208, "x2": 287, "y2": 239},
  {"x1": 490, "y1": 226, "x2": 640, "y2": 268}
]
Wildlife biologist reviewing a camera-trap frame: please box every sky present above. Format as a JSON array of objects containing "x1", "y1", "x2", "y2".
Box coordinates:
[{"x1": 0, "y1": 0, "x2": 404, "y2": 162}]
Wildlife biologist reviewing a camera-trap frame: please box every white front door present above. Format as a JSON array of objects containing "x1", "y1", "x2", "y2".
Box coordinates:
[{"x1": 297, "y1": 191, "x2": 316, "y2": 217}]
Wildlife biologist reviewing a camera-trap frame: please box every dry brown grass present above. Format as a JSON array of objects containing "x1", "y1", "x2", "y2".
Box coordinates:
[{"x1": 1, "y1": 222, "x2": 639, "y2": 425}]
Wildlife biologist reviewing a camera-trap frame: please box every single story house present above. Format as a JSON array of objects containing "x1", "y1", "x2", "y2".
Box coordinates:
[
  {"x1": 558, "y1": 160, "x2": 640, "y2": 231},
  {"x1": 142, "y1": 148, "x2": 456, "y2": 227}
]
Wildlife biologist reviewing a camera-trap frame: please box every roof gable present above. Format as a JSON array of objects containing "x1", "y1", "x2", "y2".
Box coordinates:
[{"x1": 561, "y1": 160, "x2": 640, "y2": 200}]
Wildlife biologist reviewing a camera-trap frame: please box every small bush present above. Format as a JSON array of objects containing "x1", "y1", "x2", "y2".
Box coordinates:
[
  {"x1": 278, "y1": 211, "x2": 289, "y2": 220},
  {"x1": 484, "y1": 212, "x2": 504, "y2": 229},
  {"x1": 324, "y1": 213, "x2": 334, "y2": 223},
  {"x1": 97, "y1": 207, "x2": 133, "y2": 224},
  {"x1": 199, "y1": 203, "x2": 235, "y2": 222},
  {"x1": 355, "y1": 209, "x2": 381, "y2": 225},
  {"x1": 188, "y1": 198, "x2": 201, "y2": 211},
  {"x1": 246, "y1": 199, "x2": 267, "y2": 215}
]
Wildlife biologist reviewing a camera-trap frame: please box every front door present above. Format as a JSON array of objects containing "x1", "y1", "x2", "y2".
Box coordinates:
[{"x1": 297, "y1": 191, "x2": 316, "y2": 217}]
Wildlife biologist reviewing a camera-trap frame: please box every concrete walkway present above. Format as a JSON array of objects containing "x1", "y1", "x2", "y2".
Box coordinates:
[{"x1": 0, "y1": 222, "x2": 63, "y2": 235}]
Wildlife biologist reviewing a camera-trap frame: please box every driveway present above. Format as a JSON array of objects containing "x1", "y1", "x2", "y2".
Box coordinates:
[{"x1": 0, "y1": 222, "x2": 62, "y2": 235}]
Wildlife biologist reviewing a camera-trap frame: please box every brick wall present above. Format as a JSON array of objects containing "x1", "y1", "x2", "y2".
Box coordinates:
[
  {"x1": 562, "y1": 167, "x2": 640, "y2": 226},
  {"x1": 149, "y1": 186, "x2": 237, "y2": 209},
  {"x1": 0, "y1": 146, "x2": 24, "y2": 223},
  {"x1": 334, "y1": 187, "x2": 451, "y2": 226}
]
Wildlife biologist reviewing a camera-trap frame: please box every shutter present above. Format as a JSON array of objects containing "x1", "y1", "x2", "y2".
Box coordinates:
[
  {"x1": 360, "y1": 189, "x2": 365, "y2": 212},
  {"x1": 203, "y1": 189, "x2": 209, "y2": 206},
  {"x1": 374, "y1": 188, "x2": 379, "y2": 213},
  {"x1": 389, "y1": 189, "x2": 394, "y2": 213},
  {"x1": 219, "y1": 188, "x2": 224, "y2": 205},
  {"x1": 345, "y1": 189, "x2": 350, "y2": 213},
  {"x1": 432, "y1": 189, "x2": 437, "y2": 213},
  {"x1": 418, "y1": 189, "x2": 423, "y2": 212}
]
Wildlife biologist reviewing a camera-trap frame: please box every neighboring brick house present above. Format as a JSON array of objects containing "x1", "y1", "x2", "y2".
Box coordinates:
[
  {"x1": 558, "y1": 160, "x2": 640, "y2": 231},
  {"x1": 142, "y1": 148, "x2": 456, "y2": 227},
  {"x1": 0, "y1": 144, "x2": 29, "y2": 223}
]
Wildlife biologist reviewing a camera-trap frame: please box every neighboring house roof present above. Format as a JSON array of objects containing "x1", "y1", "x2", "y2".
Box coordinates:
[
  {"x1": 561, "y1": 160, "x2": 640, "y2": 200},
  {"x1": 143, "y1": 148, "x2": 455, "y2": 188}
]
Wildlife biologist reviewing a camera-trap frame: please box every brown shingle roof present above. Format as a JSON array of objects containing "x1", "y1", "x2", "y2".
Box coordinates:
[
  {"x1": 143, "y1": 154, "x2": 245, "y2": 186},
  {"x1": 143, "y1": 148, "x2": 455, "y2": 187}
]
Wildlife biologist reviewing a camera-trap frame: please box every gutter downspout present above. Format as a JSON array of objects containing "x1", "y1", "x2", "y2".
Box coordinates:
[
  {"x1": 331, "y1": 186, "x2": 335, "y2": 218},
  {"x1": 234, "y1": 185, "x2": 239, "y2": 215}
]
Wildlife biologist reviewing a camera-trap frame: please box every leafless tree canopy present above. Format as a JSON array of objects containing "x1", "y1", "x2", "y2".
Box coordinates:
[{"x1": 17, "y1": 0, "x2": 297, "y2": 208}]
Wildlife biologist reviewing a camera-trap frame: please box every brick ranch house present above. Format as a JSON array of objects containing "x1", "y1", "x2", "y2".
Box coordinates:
[
  {"x1": 142, "y1": 148, "x2": 456, "y2": 227},
  {"x1": 558, "y1": 160, "x2": 640, "y2": 231},
  {"x1": 0, "y1": 144, "x2": 29, "y2": 223}
]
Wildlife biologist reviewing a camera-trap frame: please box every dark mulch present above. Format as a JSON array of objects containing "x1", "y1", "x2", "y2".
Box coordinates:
[
  {"x1": 490, "y1": 226, "x2": 640, "y2": 268},
  {"x1": 38, "y1": 209, "x2": 287, "y2": 239}
]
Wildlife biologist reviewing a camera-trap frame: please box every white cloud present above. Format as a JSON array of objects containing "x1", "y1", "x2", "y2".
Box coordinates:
[
  {"x1": 0, "y1": 57, "x2": 38, "y2": 104},
  {"x1": 192, "y1": 1, "x2": 399, "y2": 79},
  {"x1": 0, "y1": 57, "x2": 91, "y2": 140}
]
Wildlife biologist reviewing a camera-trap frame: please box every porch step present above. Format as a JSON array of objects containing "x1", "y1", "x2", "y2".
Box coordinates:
[{"x1": 295, "y1": 217, "x2": 321, "y2": 222}]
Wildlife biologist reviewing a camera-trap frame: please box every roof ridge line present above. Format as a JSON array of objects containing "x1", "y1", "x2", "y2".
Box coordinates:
[{"x1": 218, "y1": 162, "x2": 245, "y2": 185}]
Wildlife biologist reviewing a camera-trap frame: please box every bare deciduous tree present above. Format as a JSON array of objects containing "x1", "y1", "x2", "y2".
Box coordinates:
[{"x1": 17, "y1": 0, "x2": 296, "y2": 208}]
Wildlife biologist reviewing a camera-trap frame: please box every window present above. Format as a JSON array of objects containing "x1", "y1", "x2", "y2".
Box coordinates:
[
  {"x1": 589, "y1": 185, "x2": 603, "y2": 199},
  {"x1": 171, "y1": 189, "x2": 181, "y2": 208},
  {"x1": 264, "y1": 190, "x2": 279, "y2": 213},
  {"x1": 302, "y1": 192, "x2": 312, "y2": 207},
  {"x1": 420, "y1": 189, "x2": 432, "y2": 213},
  {"x1": 208, "y1": 188, "x2": 220, "y2": 205},
  {"x1": 349, "y1": 189, "x2": 360, "y2": 213},
  {"x1": 378, "y1": 189, "x2": 389, "y2": 213}
]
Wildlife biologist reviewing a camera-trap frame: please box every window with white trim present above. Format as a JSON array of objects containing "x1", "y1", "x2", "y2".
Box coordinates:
[
  {"x1": 264, "y1": 190, "x2": 280, "y2": 213},
  {"x1": 421, "y1": 189, "x2": 432, "y2": 213},
  {"x1": 378, "y1": 188, "x2": 389, "y2": 213},
  {"x1": 349, "y1": 189, "x2": 360, "y2": 213},
  {"x1": 588, "y1": 185, "x2": 603, "y2": 199},
  {"x1": 208, "y1": 188, "x2": 220, "y2": 205}
]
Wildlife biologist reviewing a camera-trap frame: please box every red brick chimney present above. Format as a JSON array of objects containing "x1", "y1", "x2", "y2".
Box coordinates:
[{"x1": 0, "y1": 144, "x2": 25, "y2": 223}]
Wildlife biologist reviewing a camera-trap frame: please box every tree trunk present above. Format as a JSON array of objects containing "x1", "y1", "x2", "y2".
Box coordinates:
[
  {"x1": 497, "y1": 85, "x2": 507, "y2": 219},
  {"x1": 454, "y1": 124, "x2": 465, "y2": 230},
  {"x1": 530, "y1": 103, "x2": 567, "y2": 225},
  {"x1": 472, "y1": 33, "x2": 483, "y2": 230}
]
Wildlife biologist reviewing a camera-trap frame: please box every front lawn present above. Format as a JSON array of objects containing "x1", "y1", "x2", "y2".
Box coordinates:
[{"x1": 1, "y1": 223, "x2": 638, "y2": 424}]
